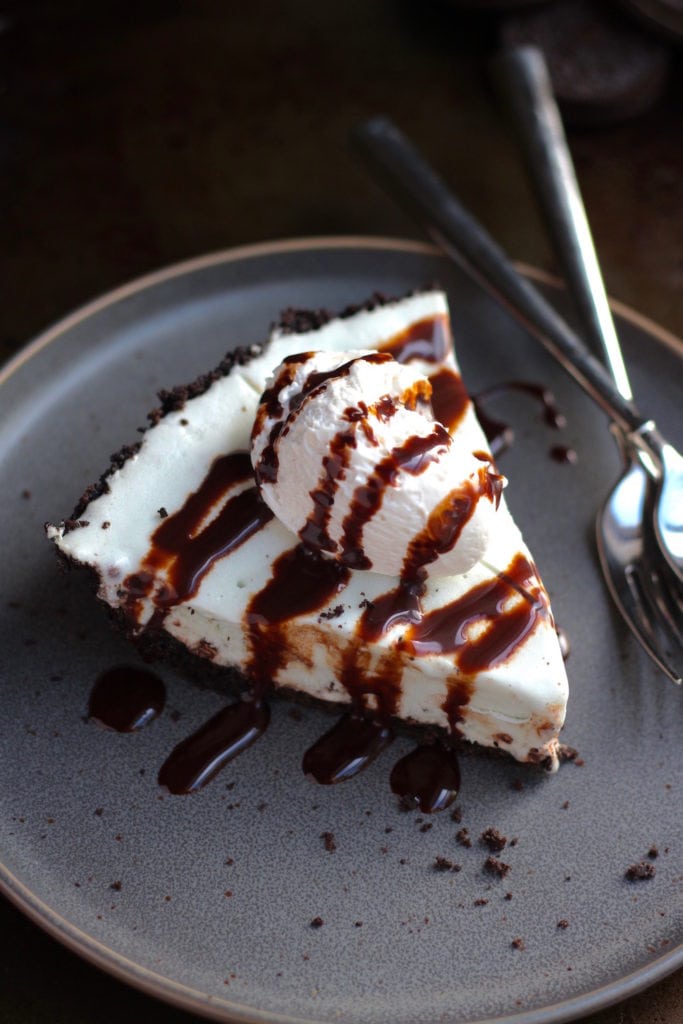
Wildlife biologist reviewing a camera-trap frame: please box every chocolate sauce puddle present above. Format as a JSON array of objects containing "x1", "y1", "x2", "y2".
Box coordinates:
[
  {"x1": 390, "y1": 742, "x2": 461, "y2": 812},
  {"x1": 302, "y1": 713, "x2": 394, "y2": 784},
  {"x1": 88, "y1": 666, "x2": 166, "y2": 732},
  {"x1": 158, "y1": 698, "x2": 270, "y2": 794}
]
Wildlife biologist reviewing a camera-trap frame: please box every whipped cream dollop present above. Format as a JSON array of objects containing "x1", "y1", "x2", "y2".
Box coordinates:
[{"x1": 250, "y1": 350, "x2": 505, "y2": 578}]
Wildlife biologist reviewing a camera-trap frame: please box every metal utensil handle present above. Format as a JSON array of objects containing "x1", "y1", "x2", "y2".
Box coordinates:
[
  {"x1": 492, "y1": 46, "x2": 633, "y2": 401},
  {"x1": 353, "y1": 116, "x2": 645, "y2": 436}
]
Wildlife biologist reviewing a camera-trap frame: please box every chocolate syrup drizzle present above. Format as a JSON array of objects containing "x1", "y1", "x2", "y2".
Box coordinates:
[
  {"x1": 379, "y1": 312, "x2": 451, "y2": 364},
  {"x1": 246, "y1": 544, "x2": 349, "y2": 687},
  {"x1": 338, "y1": 425, "x2": 453, "y2": 571},
  {"x1": 253, "y1": 351, "x2": 392, "y2": 488},
  {"x1": 123, "y1": 452, "x2": 273, "y2": 624},
  {"x1": 473, "y1": 381, "x2": 568, "y2": 458},
  {"x1": 381, "y1": 311, "x2": 468, "y2": 432},
  {"x1": 429, "y1": 368, "x2": 469, "y2": 432},
  {"x1": 95, "y1": 313, "x2": 559, "y2": 808}
]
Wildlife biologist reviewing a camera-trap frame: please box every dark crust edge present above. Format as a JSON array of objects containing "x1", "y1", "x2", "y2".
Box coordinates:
[
  {"x1": 51, "y1": 344, "x2": 263, "y2": 531},
  {"x1": 273, "y1": 285, "x2": 441, "y2": 335}
]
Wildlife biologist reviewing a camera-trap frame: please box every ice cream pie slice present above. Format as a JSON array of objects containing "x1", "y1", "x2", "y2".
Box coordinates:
[{"x1": 47, "y1": 289, "x2": 568, "y2": 769}]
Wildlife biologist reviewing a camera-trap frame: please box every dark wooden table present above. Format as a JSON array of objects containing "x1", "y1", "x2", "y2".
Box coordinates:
[{"x1": 2, "y1": 2, "x2": 681, "y2": 1021}]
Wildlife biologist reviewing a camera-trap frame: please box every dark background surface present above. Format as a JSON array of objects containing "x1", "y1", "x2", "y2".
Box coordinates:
[{"x1": 1, "y1": 1, "x2": 681, "y2": 1022}]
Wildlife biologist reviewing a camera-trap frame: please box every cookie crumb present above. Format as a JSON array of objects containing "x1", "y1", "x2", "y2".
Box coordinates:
[
  {"x1": 433, "y1": 856, "x2": 461, "y2": 873},
  {"x1": 484, "y1": 856, "x2": 511, "y2": 878},
  {"x1": 625, "y1": 861, "x2": 655, "y2": 882},
  {"x1": 456, "y1": 828, "x2": 472, "y2": 848},
  {"x1": 480, "y1": 827, "x2": 507, "y2": 853},
  {"x1": 319, "y1": 604, "x2": 344, "y2": 621},
  {"x1": 558, "y1": 744, "x2": 580, "y2": 763},
  {"x1": 511, "y1": 937, "x2": 525, "y2": 950},
  {"x1": 321, "y1": 831, "x2": 337, "y2": 853},
  {"x1": 310, "y1": 916, "x2": 324, "y2": 928}
]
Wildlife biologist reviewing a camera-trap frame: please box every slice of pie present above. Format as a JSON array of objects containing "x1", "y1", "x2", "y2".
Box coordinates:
[{"x1": 47, "y1": 289, "x2": 568, "y2": 769}]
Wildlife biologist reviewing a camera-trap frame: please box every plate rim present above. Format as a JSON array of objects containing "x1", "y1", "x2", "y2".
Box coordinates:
[
  {"x1": 2, "y1": 235, "x2": 682, "y2": 390},
  {"x1": 1, "y1": 234, "x2": 681, "y2": 1024}
]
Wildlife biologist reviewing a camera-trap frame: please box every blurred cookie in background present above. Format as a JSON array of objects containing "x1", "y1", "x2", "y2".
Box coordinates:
[
  {"x1": 499, "y1": 0, "x2": 672, "y2": 124},
  {"x1": 615, "y1": 0, "x2": 683, "y2": 43}
]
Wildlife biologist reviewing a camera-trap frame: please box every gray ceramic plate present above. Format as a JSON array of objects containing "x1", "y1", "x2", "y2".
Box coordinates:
[{"x1": 1, "y1": 238, "x2": 681, "y2": 1024}]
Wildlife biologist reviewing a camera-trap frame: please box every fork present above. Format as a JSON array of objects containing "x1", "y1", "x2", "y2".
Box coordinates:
[
  {"x1": 492, "y1": 46, "x2": 683, "y2": 684},
  {"x1": 352, "y1": 115, "x2": 683, "y2": 683}
]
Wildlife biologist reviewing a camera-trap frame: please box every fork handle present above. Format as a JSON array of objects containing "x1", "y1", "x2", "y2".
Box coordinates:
[
  {"x1": 353, "y1": 116, "x2": 647, "y2": 437},
  {"x1": 492, "y1": 46, "x2": 633, "y2": 402}
]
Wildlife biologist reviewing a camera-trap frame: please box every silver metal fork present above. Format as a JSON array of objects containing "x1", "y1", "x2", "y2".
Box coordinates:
[
  {"x1": 493, "y1": 46, "x2": 682, "y2": 685},
  {"x1": 353, "y1": 111, "x2": 683, "y2": 684}
]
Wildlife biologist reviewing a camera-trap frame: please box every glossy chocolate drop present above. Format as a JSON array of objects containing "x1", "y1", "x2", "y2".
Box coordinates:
[
  {"x1": 390, "y1": 743, "x2": 461, "y2": 812},
  {"x1": 556, "y1": 625, "x2": 571, "y2": 660},
  {"x1": 550, "y1": 445, "x2": 578, "y2": 464},
  {"x1": 89, "y1": 666, "x2": 166, "y2": 732},
  {"x1": 302, "y1": 713, "x2": 394, "y2": 784},
  {"x1": 158, "y1": 698, "x2": 270, "y2": 794}
]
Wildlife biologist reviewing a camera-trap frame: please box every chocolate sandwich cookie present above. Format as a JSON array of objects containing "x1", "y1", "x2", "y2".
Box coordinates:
[
  {"x1": 615, "y1": 0, "x2": 683, "y2": 43},
  {"x1": 500, "y1": 0, "x2": 672, "y2": 125}
]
